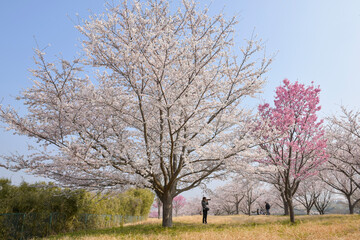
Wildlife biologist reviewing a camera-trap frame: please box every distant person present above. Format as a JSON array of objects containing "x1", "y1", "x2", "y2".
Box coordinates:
[
  {"x1": 265, "y1": 202, "x2": 271, "y2": 215},
  {"x1": 201, "y1": 197, "x2": 209, "y2": 224},
  {"x1": 260, "y1": 207, "x2": 265, "y2": 215}
]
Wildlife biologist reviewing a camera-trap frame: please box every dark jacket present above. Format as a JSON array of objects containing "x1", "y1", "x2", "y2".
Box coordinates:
[
  {"x1": 202, "y1": 200, "x2": 208, "y2": 210},
  {"x1": 265, "y1": 203, "x2": 270, "y2": 210}
]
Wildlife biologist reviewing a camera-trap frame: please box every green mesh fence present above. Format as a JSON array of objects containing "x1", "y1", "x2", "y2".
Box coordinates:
[{"x1": 0, "y1": 213, "x2": 145, "y2": 240}]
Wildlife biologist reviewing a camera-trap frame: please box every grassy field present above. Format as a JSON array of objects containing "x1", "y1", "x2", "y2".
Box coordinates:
[{"x1": 45, "y1": 214, "x2": 360, "y2": 240}]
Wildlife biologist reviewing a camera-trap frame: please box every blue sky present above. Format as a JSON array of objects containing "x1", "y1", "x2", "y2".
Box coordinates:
[{"x1": 1, "y1": 0, "x2": 360, "y2": 198}]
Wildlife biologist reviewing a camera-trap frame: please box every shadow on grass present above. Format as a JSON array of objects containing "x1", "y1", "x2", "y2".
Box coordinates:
[
  {"x1": 50, "y1": 220, "x2": 294, "y2": 238},
  {"x1": 49, "y1": 214, "x2": 360, "y2": 239},
  {"x1": 50, "y1": 222, "x2": 215, "y2": 238}
]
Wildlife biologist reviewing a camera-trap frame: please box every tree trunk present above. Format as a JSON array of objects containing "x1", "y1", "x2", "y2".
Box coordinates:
[
  {"x1": 287, "y1": 197, "x2": 295, "y2": 223},
  {"x1": 281, "y1": 193, "x2": 289, "y2": 215},
  {"x1": 306, "y1": 208, "x2": 310, "y2": 215},
  {"x1": 162, "y1": 193, "x2": 173, "y2": 227},
  {"x1": 157, "y1": 198, "x2": 162, "y2": 219},
  {"x1": 349, "y1": 205, "x2": 354, "y2": 214},
  {"x1": 346, "y1": 196, "x2": 354, "y2": 214}
]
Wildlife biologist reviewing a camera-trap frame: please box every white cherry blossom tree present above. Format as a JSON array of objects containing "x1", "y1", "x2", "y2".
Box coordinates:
[
  {"x1": 314, "y1": 188, "x2": 332, "y2": 215},
  {"x1": 294, "y1": 177, "x2": 321, "y2": 215},
  {"x1": 208, "y1": 179, "x2": 245, "y2": 215},
  {"x1": 325, "y1": 106, "x2": 360, "y2": 213},
  {"x1": 319, "y1": 167, "x2": 360, "y2": 214},
  {"x1": 327, "y1": 107, "x2": 360, "y2": 189},
  {"x1": 0, "y1": 0, "x2": 271, "y2": 227},
  {"x1": 238, "y1": 179, "x2": 263, "y2": 216}
]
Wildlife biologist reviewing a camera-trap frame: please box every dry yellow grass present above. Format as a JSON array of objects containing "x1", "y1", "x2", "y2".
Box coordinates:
[{"x1": 47, "y1": 214, "x2": 360, "y2": 240}]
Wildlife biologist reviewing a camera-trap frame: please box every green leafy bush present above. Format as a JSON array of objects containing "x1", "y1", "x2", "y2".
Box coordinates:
[{"x1": 0, "y1": 179, "x2": 154, "y2": 239}]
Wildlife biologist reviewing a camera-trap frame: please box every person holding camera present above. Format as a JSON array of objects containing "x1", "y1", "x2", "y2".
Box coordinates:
[
  {"x1": 265, "y1": 201, "x2": 271, "y2": 215},
  {"x1": 202, "y1": 197, "x2": 210, "y2": 224}
]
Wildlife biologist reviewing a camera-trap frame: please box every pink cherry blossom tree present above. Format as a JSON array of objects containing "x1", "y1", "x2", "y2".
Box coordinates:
[
  {"x1": 0, "y1": 0, "x2": 272, "y2": 227},
  {"x1": 255, "y1": 79, "x2": 328, "y2": 223},
  {"x1": 172, "y1": 195, "x2": 186, "y2": 216}
]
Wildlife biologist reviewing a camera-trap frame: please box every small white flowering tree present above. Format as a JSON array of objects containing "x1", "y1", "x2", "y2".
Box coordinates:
[
  {"x1": 294, "y1": 177, "x2": 321, "y2": 215},
  {"x1": 209, "y1": 179, "x2": 245, "y2": 215},
  {"x1": 327, "y1": 107, "x2": 360, "y2": 189},
  {"x1": 319, "y1": 167, "x2": 360, "y2": 214},
  {"x1": 0, "y1": 0, "x2": 271, "y2": 227},
  {"x1": 325, "y1": 106, "x2": 360, "y2": 214}
]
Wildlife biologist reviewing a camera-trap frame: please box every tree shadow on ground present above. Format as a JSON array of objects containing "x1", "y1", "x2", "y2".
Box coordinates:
[
  {"x1": 52, "y1": 222, "x2": 215, "y2": 238},
  {"x1": 50, "y1": 215, "x2": 360, "y2": 239}
]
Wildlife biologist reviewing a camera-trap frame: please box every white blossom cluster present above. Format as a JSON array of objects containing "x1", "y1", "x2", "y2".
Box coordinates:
[{"x1": 0, "y1": 1, "x2": 271, "y2": 223}]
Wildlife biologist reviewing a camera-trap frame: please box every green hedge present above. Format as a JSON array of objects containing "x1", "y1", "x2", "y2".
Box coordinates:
[
  {"x1": 0, "y1": 179, "x2": 154, "y2": 239},
  {"x1": 0, "y1": 213, "x2": 146, "y2": 239}
]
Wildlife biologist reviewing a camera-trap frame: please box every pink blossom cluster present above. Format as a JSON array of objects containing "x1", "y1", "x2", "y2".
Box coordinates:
[
  {"x1": 256, "y1": 79, "x2": 328, "y2": 180},
  {"x1": 148, "y1": 211, "x2": 158, "y2": 218},
  {"x1": 172, "y1": 195, "x2": 186, "y2": 216},
  {"x1": 152, "y1": 195, "x2": 186, "y2": 216}
]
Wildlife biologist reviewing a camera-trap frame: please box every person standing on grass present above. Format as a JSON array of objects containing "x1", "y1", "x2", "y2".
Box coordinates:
[
  {"x1": 202, "y1": 197, "x2": 209, "y2": 224},
  {"x1": 265, "y1": 202, "x2": 271, "y2": 215}
]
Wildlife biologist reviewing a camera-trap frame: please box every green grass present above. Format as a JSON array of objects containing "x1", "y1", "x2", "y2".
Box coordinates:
[
  {"x1": 48, "y1": 222, "x2": 218, "y2": 238},
  {"x1": 44, "y1": 214, "x2": 360, "y2": 240}
]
